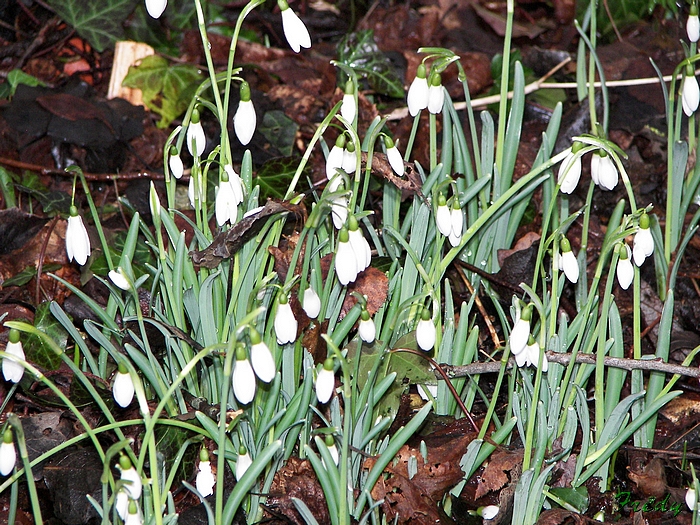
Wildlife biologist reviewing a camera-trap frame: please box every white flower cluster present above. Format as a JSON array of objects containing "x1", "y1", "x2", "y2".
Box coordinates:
[
  {"x1": 407, "y1": 64, "x2": 444, "y2": 116},
  {"x1": 115, "y1": 455, "x2": 142, "y2": 522},
  {"x1": 232, "y1": 328, "x2": 278, "y2": 405},
  {"x1": 2, "y1": 329, "x2": 25, "y2": 384},
  {"x1": 335, "y1": 216, "x2": 372, "y2": 285},
  {"x1": 616, "y1": 212, "x2": 654, "y2": 290},
  {"x1": 558, "y1": 141, "x2": 620, "y2": 194},
  {"x1": 215, "y1": 165, "x2": 245, "y2": 226},
  {"x1": 435, "y1": 192, "x2": 464, "y2": 247},
  {"x1": 509, "y1": 304, "x2": 548, "y2": 371}
]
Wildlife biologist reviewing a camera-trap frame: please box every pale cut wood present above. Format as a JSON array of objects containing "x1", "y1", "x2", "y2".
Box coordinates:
[{"x1": 108, "y1": 41, "x2": 155, "y2": 105}]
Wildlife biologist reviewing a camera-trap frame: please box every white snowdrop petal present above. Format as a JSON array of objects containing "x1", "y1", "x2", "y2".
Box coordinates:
[
  {"x1": 236, "y1": 452, "x2": 252, "y2": 481},
  {"x1": 436, "y1": 204, "x2": 452, "y2": 237},
  {"x1": 683, "y1": 76, "x2": 700, "y2": 117},
  {"x1": 335, "y1": 240, "x2": 358, "y2": 285},
  {"x1": 232, "y1": 358, "x2": 256, "y2": 405},
  {"x1": 386, "y1": 146, "x2": 404, "y2": 176},
  {"x1": 416, "y1": 318, "x2": 436, "y2": 351},
  {"x1": 281, "y1": 7, "x2": 311, "y2": 53},
  {"x1": 358, "y1": 318, "x2": 376, "y2": 343},
  {"x1": 234, "y1": 100, "x2": 256, "y2": 146},
  {"x1": 302, "y1": 287, "x2": 321, "y2": 319},
  {"x1": 251, "y1": 342, "x2": 276, "y2": 383},
  {"x1": 145, "y1": 0, "x2": 167, "y2": 18},
  {"x1": 427, "y1": 85, "x2": 444, "y2": 114},
  {"x1": 315, "y1": 368, "x2": 335, "y2": 403},
  {"x1": 509, "y1": 318, "x2": 530, "y2": 356},
  {"x1": 407, "y1": 76, "x2": 429, "y2": 116},
  {"x1": 274, "y1": 301, "x2": 298, "y2": 345},
  {"x1": 616, "y1": 258, "x2": 634, "y2": 290},
  {"x1": 0, "y1": 441, "x2": 16, "y2": 476},
  {"x1": 557, "y1": 152, "x2": 581, "y2": 194},
  {"x1": 187, "y1": 121, "x2": 206, "y2": 158},
  {"x1": 2, "y1": 340, "x2": 25, "y2": 383},
  {"x1": 196, "y1": 461, "x2": 215, "y2": 497},
  {"x1": 561, "y1": 251, "x2": 579, "y2": 284},
  {"x1": 326, "y1": 146, "x2": 345, "y2": 179},
  {"x1": 66, "y1": 215, "x2": 91, "y2": 265},
  {"x1": 113, "y1": 371, "x2": 135, "y2": 408}
]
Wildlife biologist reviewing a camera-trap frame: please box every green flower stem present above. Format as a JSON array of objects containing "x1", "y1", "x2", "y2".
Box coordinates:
[
  {"x1": 494, "y1": 0, "x2": 514, "y2": 175},
  {"x1": 193, "y1": 0, "x2": 225, "y2": 129},
  {"x1": 7, "y1": 416, "x2": 42, "y2": 524},
  {"x1": 429, "y1": 112, "x2": 437, "y2": 171},
  {"x1": 404, "y1": 112, "x2": 422, "y2": 162},
  {"x1": 163, "y1": 125, "x2": 182, "y2": 213},
  {"x1": 216, "y1": 338, "x2": 236, "y2": 524},
  {"x1": 587, "y1": 0, "x2": 598, "y2": 133}
]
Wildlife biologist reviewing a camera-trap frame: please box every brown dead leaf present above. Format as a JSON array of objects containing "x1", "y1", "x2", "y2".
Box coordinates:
[
  {"x1": 475, "y1": 449, "x2": 524, "y2": 499},
  {"x1": 627, "y1": 457, "x2": 668, "y2": 499},
  {"x1": 361, "y1": 152, "x2": 427, "y2": 205},
  {"x1": 536, "y1": 508, "x2": 589, "y2": 525},
  {"x1": 265, "y1": 456, "x2": 331, "y2": 525}
]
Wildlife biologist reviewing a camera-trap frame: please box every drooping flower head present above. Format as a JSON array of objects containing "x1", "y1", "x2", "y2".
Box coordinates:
[
  {"x1": 326, "y1": 134, "x2": 346, "y2": 180},
  {"x1": 249, "y1": 328, "x2": 276, "y2": 383},
  {"x1": 341, "y1": 79, "x2": 357, "y2": 125},
  {"x1": 416, "y1": 308, "x2": 436, "y2": 352},
  {"x1": 682, "y1": 64, "x2": 700, "y2": 117},
  {"x1": 3, "y1": 329, "x2": 25, "y2": 384},
  {"x1": 510, "y1": 303, "x2": 532, "y2": 357},
  {"x1": 407, "y1": 63, "x2": 429, "y2": 117},
  {"x1": 145, "y1": 0, "x2": 166, "y2": 19},
  {"x1": 302, "y1": 275, "x2": 321, "y2": 319},
  {"x1": 633, "y1": 212, "x2": 654, "y2": 267},
  {"x1": 274, "y1": 294, "x2": 298, "y2": 345},
  {"x1": 113, "y1": 363, "x2": 135, "y2": 408},
  {"x1": 216, "y1": 166, "x2": 244, "y2": 226},
  {"x1": 316, "y1": 358, "x2": 335, "y2": 403},
  {"x1": 66, "y1": 205, "x2": 91, "y2": 266},
  {"x1": 196, "y1": 448, "x2": 215, "y2": 497},
  {"x1": 616, "y1": 243, "x2": 634, "y2": 290},
  {"x1": 187, "y1": 107, "x2": 206, "y2": 158},
  {"x1": 590, "y1": 149, "x2": 618, "y2": 191},
  {"x1": 168, "y1": 146, "x2": 184, "y2": 179},
  {"x1": 232, "y1": 345, "x2": 256, "y2": 405},
  {"x1": 435, "y1": 193, "x2": 451, "y2": 237},
  {"x1": 236, "y1": 445, "x2": 252, "y2": 481},
  {"x1": 383, "y1": 135, "x2": 404, "y2": 176},
  {"x1": 448, "y1": 197, "x2": 463, "y2": 247},
  {"x1": 279, "y1": 0, "x2": 311, "y2": 53},
  {"x1": 557, "y1": 141, "x2": 583, "y2": 194},
  {"x1": 109, "y1": 267, "x2": 131, "y2": 291},
  {"x1": 118, "y1": 455, "x2": 143, "y2": 500},
  {"x1": 427, "y1": 72, "x2": 444, "y2": 114},
  {"x1": 689, "y1": 4, "x2": 700, "y2": 43},
  {"x1": 358, "y1": 308, "x2": 376, "y2": 344},
  {"x1": 0, "y1": 428, "x2": 16, "y2": 476},
  {"x1": 558, "y1": 237, "x2": 579, "y2": 284},
  {"x1": 234, "y1": 81, "x2": 256, "y2": 146},
  {"x1": 342, "y1": 140, "x2": 357, "y2": 174},
  {"x1": 335, "y1": 227, "x2": 358, "y2": 285},
  {"x1": 324, "y1": 434, "x2": 339, "y2": 466},
  {"x1": 347, "y1": 215, "x2": 371, "y2": 272}
]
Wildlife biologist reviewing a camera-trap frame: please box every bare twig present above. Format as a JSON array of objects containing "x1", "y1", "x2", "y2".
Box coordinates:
[
  {"x1": 436, "y1": 351, "x2": 700, "y2": 379},
  {"x1": 0, "y1": 157, "x2": 171, "y2": 181}
]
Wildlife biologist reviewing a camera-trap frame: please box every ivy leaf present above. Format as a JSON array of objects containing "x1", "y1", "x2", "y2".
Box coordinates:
[
  {"x1": 255, "y1": 156, "x2": 308, "y2": 200},
  {"x1": 4, "y1": 264, "x2": 62, "y2": 288},
  {"x1": 25, "y1": 303, "x2": 68, "y2": 371},
  {"x1": 15, "y1": 172, "x2": 72, "y2": 215},
  {"x1": 336, "y1": 30, "x2": 404, "y2": 98},
  {"x1": 46, "y1": 0, "x2": 139, "y2": 52},
  {"x1": 259, "y1": 110, "x2": 298, "y2": 157},
  {"x1": 122, "y1": 55, "x2": 202, "y2": 128}
]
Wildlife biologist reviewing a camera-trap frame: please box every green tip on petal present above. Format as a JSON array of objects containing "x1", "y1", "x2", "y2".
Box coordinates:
[
  {"x1": 560, "y1": 237, "x2": 571, "y2": 253},
  {"x1": 687, "y1": 64, "x2": 696, "y2": 76},
  {"x1": 322, "y1": 357, "x2": 334, "y2": 371},
  {"x1": 69, "y1": 205, "x2": 79, "y2": 217},
  {"x1": 420, "y1": 308, "x2": 431, "y2": 321},
  {"x1": 199, "y1": 448, "x2": 210, "y2": 462},
  {"x1": 383, "y1": 134, "x2": 395, "y2": 149},
  {"x1": 239, "y1": 445, "x2": 248, "y2": 455},
  {"x1": 335, "y1": 134, "x2": 346, "y2": 148},
  {"x1": 692, "y1": 4, "x2": 699, "y2": 15},
  {"x1": 117, "y1": 362, "x2": 129, "y2": 374},
  {"x1": 240, "y1": 81, "x2": 251, "y2": 102},
  {"x1": 346, "y1": 141, "x2": 355, "y2": 153},
  {"x1": 617, "y1": 243, "x2": 629, "y2": 259},
  {"x1": 8, "y1": 329, "x2": 20, "y2": 344},
  {"x1": 597, "y1": 148, "x2": 608, "y2": 158},
  {"x1": 344, "y1": 80, "x2": 355, "y2": 94},
  {"x1": 2, "y1": 429, "x2": 12, "y2": 444},
  {"x1": 437, "y1": 193, "x2": 447, "y2": 206},
  {"x1": 521, "y1": 304, "x2": 533, "y2": 322},
  {"x1": 361, "y1": 309, "x2": 370, "y2": 321},
  {"x1": 278, "y1": 0, "x2": 290, "y2": 10},
  {"x1": 348, "y1": 215, "x2": 359, "y2": 231},
  {"x1": 571, "y1": 140, "x2": 584, "y2": 154},
  {"x1": 249, "y1": 327, "x2": 261, "y2": 345},
  {"x1": 235, "y1": 345, "x2": 247, "y2": 361},
  {"x1": 324, "y1": 434, "x2": 334, "y2": 446},
  {"x1": 191, "y1": 108, "x2": 200, "y2": 124},
  {"x1": 278, "y1": 293, "x2": 288, "y2": 305},
  {"x1": 451, "y1": 197, "x2": 461, "y2": 210},
  {"x1": 339, "y1": 227, "x2": 350, "y2": 243},
  {"x1": 128, "y1": 500, "x2": 138, "y2": 514},
  {"x1": 527, "y1": 334, "x2": 536, "y2": 345},
  {"x1": 430, "y1": 72, "x2": 442, "y2": 87},
  {"x1": 416, "y1": 63, "x2": 427, "y2": 79},
  {"x1": 169, "y1": 145, "x2": 179, "y2": 156},
  {"x1": 119, "y1": 454, "x2": 132, "y2": 470},
  {"x1": 639, "y1": 212, "x2": 650, "y2": 229}
]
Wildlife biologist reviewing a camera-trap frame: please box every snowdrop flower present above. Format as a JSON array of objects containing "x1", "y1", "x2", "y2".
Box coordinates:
[
  {"x1": 689, "y1": 5, "x2": 700, "y2": 42},
  {"x1": 384, "y1": 135, "x2": 404, "y2": 176},
  {"x1": 335, "y1": 227, "x2": 358, "y2": 285},
  {"x1": 427, "y1": 73, "x2": 444, "y2": 114},
  {"x1": 116, "y1": 455, "x2": 142, "y2": 519},
  {"x1": 342, "y1": 140, "x2": 357, "y2": 174},
  {"x1": 279, "y1": 0, "x2": 311, "y2": 53},
  {"x1": 590, "y1": 150, "x2": 618, "y2": 190},
  {"x1": 331, "y1": 195, "x2": 349, "y2": 230},
  {"x1": 341, "y1": 80, "x2": 357, "y2": 124},
  {"x1": 633, "y1": 212, "x2": 654, "y2": 267},
  {"x1": 232, "y1": 346, "x2": 256, "y2": 405},
  {"x1": 109, "y1": 267, "x2": 131, "y2": 291},
  {"x1": 416, "y1": 309, "x2": 436, "y2": 351},
  {"x1": 0, "y1": 429, "x2": 16, "y2": 476},
  {"x1": 316, "y1": 358, "x2": 335, "y2": 403},
  {"x1": 113, "y1": 364, "x2": 135, "y2": 408},
  {"x1": 435, "y1": 193, "x2": 451, "y2": 237},
  {"x1": 558, "y1": 237, "x2": 579, "y2": 284},
  {"x1": 521, "y1": 336, "x2": 548, "y2": 371},
  {"x1": 186, "y1": 108, "x2": 206, "y2": 158},
  {"x1": 348, "y1": 215, "x2": 371, "y2": 272},
  {"x1": 125, "y1": 500, "x2": 142, "y2": 525},
  {"x1": 234, "y1": 82, "x2": 256, "y2": 146},
  {"x1": 683, "y1": 65, "x2": 700, "y2": 117},
  {"x1": 236, "y1": 446, "x2": 252, "y2": 481},
  {"x1": 3, "y1": 329, "x2": 25, "y2": 384},
  {"x1": 326, "y1": 134, "x2": 346, "y2": 179},
  {"x1": 195, "y1": 449, "x2": 215, "y2": 497},
  {"x1": 448, "y1": 198, "x2": 463, "y2": 247},
  {"x1": 557, "y1": 143, "x2": 583, "y2": 194},
  {"x1": 215, "y1": 166, "x2": 244, "y2": 226},
  {"x1": 274, "y1": 294, "x2": 298, "y2": 345},
  {"x1": 145, "y1": 0, "x2": 166, "y2": 19},
  {"x1": 358, "y1": 309, "x2": 376, "y2": 343},
  {"x1": 249, "y1": 328, "x2": 276, "y2": 383},
  {"x1": 302, "y1": 280, "x2": 321, "y2": 319},
  {"x1": 0, "y1": 435, "x2": 14, "y2": 479},
  {"x1": 687, "y1": 486, "x2": 697, "y2": 511},
  {"x1": 66, "y1": 206, "x2": 91, "y2": 266},
  {"x1": 616, "y1": 243, "x2": 634, "y2": 290},
  {"x1": 168, "y1": 146, "x2": 183, "y2": 179},
  {"x1": 407, "y1": 63, "x2": 429, "y2": 117},
  {"x1": 324, "y1": 435, "x2": 339, "y2": 466},
  {"x1": 479, "y1": 505, "x2": 500, "y2": 520},
  {"x1": 510, "y1": 304, "x2": 532, "y2": 357}
]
